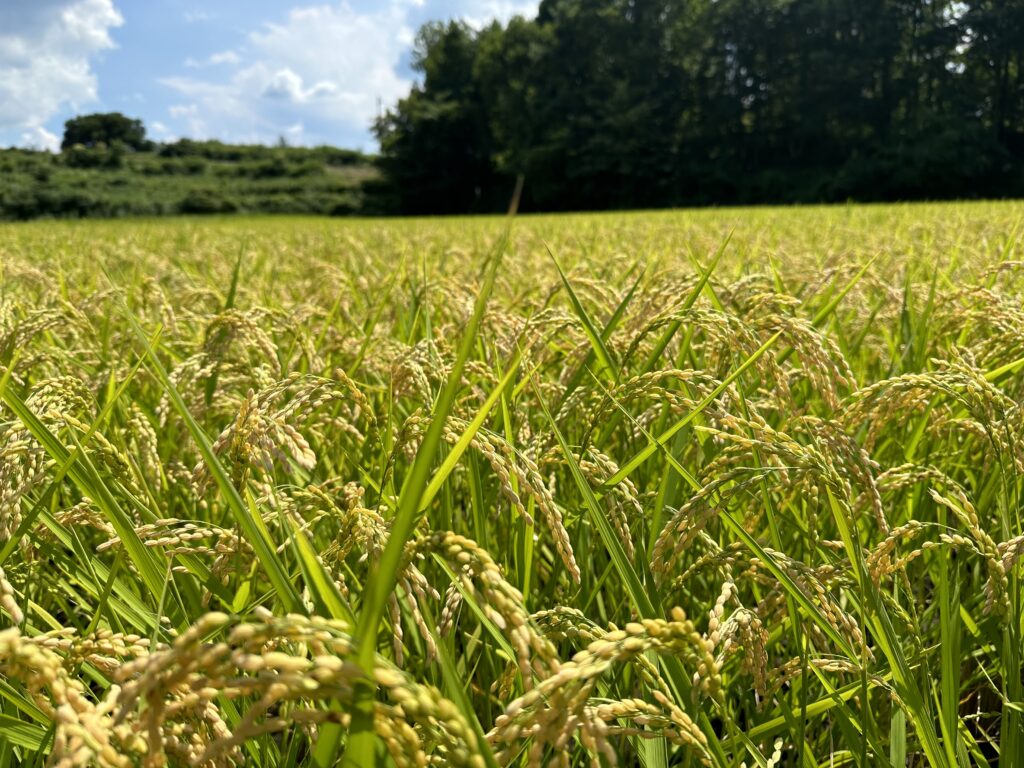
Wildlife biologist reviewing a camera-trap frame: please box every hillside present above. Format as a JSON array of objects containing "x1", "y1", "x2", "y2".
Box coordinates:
[{"x1": 0, "y1": 140, "x2": 378, "y2": 220}]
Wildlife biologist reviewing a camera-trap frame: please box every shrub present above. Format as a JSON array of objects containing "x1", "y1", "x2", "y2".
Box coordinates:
[
  {"x1": 63, "y1": 142, "x2": 125, "y2": 170},
  {"x1": 178, "y1": 189, "x2": 239, "y2": 214}
]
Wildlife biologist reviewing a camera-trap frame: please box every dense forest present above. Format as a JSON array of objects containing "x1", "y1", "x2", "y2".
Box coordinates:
[
  {"x1": 6, "y1": 0, "x2": 1024, "y2": 219},
  {"x1": 375, "y1": 0, "x2": 1024, "y2": 213}
]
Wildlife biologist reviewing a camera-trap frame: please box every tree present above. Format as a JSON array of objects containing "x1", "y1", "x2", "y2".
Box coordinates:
[
  {"x1": 373, "y1": 22, "x2": 508, "y2": 214},
  {"x1": 474, "y1": 18, "x2": 558, "y2": 206},
  {"x1": 61, "y1": 113, "x2": 149, "y2": 152},
  {"x1": 374, "y1": 0, "x2": 1024, "y2": 213}
]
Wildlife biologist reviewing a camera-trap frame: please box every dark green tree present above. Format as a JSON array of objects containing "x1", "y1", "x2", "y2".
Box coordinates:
[
  {"x1": 474, "y1": 17, "x2": 556, "y2": 205},
  {"x1": 61, "y1": 113, "x2": 149, "y2": 152},
  {"x1": 372, "y1": 22, "x2": 508, "y2": 214},
  {"x1": 375, "y1": 0, "x2": 1024, "y2": 213}
]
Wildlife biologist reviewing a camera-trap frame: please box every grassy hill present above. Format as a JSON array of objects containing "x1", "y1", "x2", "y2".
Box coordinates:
[{"x1": 0, "y1": 140, "x2": 378, "y2": 220}]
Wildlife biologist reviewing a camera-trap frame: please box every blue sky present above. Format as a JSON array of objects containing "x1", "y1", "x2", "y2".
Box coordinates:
[{"x1": 0, "y1": 0, "x2": 538, "y2": 152}]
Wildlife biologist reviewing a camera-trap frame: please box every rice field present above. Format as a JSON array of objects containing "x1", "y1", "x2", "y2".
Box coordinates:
[{"x1": 0, "y1": 201, "x2": 1023, "y2": 767}]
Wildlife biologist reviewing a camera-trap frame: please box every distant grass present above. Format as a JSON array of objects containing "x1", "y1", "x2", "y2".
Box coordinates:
[{"x1": 0, "y1": 201, "x2": 1021, "y2": 766}]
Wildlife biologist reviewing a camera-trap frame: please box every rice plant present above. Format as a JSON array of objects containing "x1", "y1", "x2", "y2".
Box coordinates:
[{"x1": 0, "y1": 202, "x2": 1021, "y2": 766}]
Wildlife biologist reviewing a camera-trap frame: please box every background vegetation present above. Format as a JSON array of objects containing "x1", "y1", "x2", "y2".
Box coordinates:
[
  {"x1": 375, "y1": 0, "x2": 1024, "y2": 213},
  {"x1": 0, "y1": 126, "x2": 375, "y2": 221},
  {"x1": 9, "y1": 2, "x2": 1024, "y2": 219},
  {"x1": 0, "y1": 203, "x2": 1022, "y2": 765}
]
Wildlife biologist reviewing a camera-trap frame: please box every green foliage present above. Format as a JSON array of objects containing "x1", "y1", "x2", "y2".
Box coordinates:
[
  {"x1": 157, "y1": 138, "x2": 364, "y2": 167},
  {"x1": 62, "y1": 142, "x2": 126, "y2": 170},
  {"x1": 61, "y1": 112, "x2": 149, "y2": 152},
  {"x1": 372, "y1": 22, "x2": 512, "y2": 215},
  {"x1": 178, "y1": 188, "x2": 239, "y2": 215},
  {"x1": 0, "y1": 141, "x2": 376, "y2": 221},
  {"x1": 375, "y1": 0, "x2": 1024, "y2": 213}
]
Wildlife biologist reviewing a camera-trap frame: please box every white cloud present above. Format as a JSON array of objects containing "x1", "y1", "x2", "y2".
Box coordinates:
[
  {"x1": 160, "y1": 2, "x2": 413, "y2": 148},
  {"x1": 168, "y1": 103, "x2": 208, "y2": 138},
  {"x1": 157, "y1": 1, "x2": 541, "y2": 149},
  {"x1": 246, "y1": 4, "x2": 412, "y2": 120},
  {"x1": 20, "y1": 125, "x2": 61, "y2": 152},
  {"x1": 261, "y1": 68, "x2": 304, "y2": 101},
  {"x1": 0, "y1": 0, "x2": 123, "y2": 148},
  {"x1": 261, "y1": 68, "x2": 339, "y2": 102},
  {"x1": 185, "y1": 50, "x2": 241, "y2": 69},
  {"x1": 209, "y1": 50, "x2": 241, "y2": 66},
  {"x1": 149, "y1": 119, "x2": 178, "y2": 143}
]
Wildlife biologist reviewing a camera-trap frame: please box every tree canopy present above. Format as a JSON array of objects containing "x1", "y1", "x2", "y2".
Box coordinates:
[
  {"x1": 61, "y1": 112, "x2": 149, "y2": 152},
  {"x1": 373, "y1": 0, "x2": 1024, "y2": 213}
]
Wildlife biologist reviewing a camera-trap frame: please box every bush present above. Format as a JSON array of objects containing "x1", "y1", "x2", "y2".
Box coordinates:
[
  {"x1": 63, "y1": 142, "x2": 125, "y2": 170},
  {"x1": 178, "y1": 189, "x2": 239, "y2": 214},
  {"x1": 1, "y1": 139, "x2": 377, "y2": 221},
  {"x1": 157, "y1": 157, "x2": 208, "y2": 175},
  {"x1": 328, "y1": 193, "x2": 362, "y2": 216},
  {"x1": 251, "y1": 158, "x2": 290, "y2": 179}
]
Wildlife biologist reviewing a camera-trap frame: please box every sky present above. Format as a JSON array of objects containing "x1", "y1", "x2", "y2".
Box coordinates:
[{"x1": 0, "y1": 0, "x2": 539, "y2": 152}]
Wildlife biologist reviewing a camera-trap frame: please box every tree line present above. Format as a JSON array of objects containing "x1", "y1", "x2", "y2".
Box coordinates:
[{"x1": 372, "y1": 0, "x2": 1024, "y2": 214}]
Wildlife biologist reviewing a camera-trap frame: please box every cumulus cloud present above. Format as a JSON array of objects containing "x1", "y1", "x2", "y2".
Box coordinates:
[
  {"x1": 160, "y1": 3, "x2": 413, "y2": 148},
  {"x1": 261, "y1": 69, "x2": 339, "y2": 102},
  {"x1": 209, "y1": 50, "x2": 241, "y2": 66},
  {"x1": 0, "y1": 0, "x2": 123, "y2": 148},
  {"x1": 20, "y1": 126, "x2": 61, "y2": 153},
  {"x1": 157, "y1": 1, "x2": 542, "y2": 148}
]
